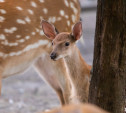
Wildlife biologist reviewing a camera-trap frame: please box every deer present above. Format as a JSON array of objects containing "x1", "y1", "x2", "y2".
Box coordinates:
[
  {"x1": 41, "y1": 20, "x2": 92, "y2": 104},
  {"x1": 41, "y1": 104, "x2": 109, "y2": 113},
  {"x1": 0, "y1": 0, "x2": 81, "y2": 105}
]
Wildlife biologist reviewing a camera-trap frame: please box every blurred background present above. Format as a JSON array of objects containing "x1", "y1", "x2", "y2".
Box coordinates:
[{"x1": 0, "y1": 0, "x2": 97, "y2": 113}]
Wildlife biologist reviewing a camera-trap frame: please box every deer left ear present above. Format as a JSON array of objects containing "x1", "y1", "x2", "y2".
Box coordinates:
[
  {"x1": 72, "y1": 21, "x2": 82, "y2": 40},
  {"x1": 41, "y1": 20, "x2": 58, "y2": 40}
]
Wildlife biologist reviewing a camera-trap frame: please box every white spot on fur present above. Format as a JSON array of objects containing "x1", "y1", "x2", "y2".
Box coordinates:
[
  {"x1": 31, "y1": 32, "x2": 36, "y2": 35},
  {"x1": 18, "y1": 39, "x2": 25, "y2": 43},
  {"x1": 31, "y1": 1, "x2": 37, "y2": 8},
  {"x1": 36, "y1": 28, "x2": 40, "y2": 32},
  {"x1": 40, "y1": 16, "x2": 43, "y2": 20},
  {"x1": 16, "y1": 6, "x2": 23, "y2": 11},
  {"x1": 9, "y1": 52, "x2": 16, "y2": 57},
  {"x1": 71, "y1": 15, "x2": 76, "y2": 23},
  {"x1": 70, "y1": 2, "x2": 78, "y2": 14},
  {"x1": 65, "y1": 15, "x2": 69, "y2": 19},
  {"x1": 57, "y1": 17, "x2": 62, "y2": 21},
  {"x1": 0, "y1": 0, "x2": 4, "y2": 2},
  {"x1": 67, "y1": 20, "x2": 70, "y2": 26},
  {"x1": 17, "y1": 19, "x2": 26, "y2": 24},
  {"x1": 24, "y1": 40, "x2": 48, "y2": 52},
  {"x1": 1, "y1": 40, "x2": 18, "y2": 46},
  {"x1": 27, "y1": 9, "x2": 34, "y2": 15},
  {"x1": 25, "y1": 16, "x2": 31, "y2": 23},
  {"x1": 48, "y1": 17, "x2": 56, "y2": 23},
  {"x1": 64, "y1": 0, "x2": 69, "y2": 7},
  {"x1": 8, "y1": 43, "x2": 18, "y2": 46},
  {"x1": 0, "y1": 9, "x2": 6, "y2": 14},
  {"x1": 0, "y1": 16, "x2": 5, "y2": 22},
  {"x1": 60, "y1": 10, "x2": 65, "y2": 16},
  {"x1": 39, "y1": 30, "x2": 44, "y2": 36},
  {"x1": 4, "y1": 27, "x2": 17, "y2": 33},
  {"x1": 43, "y1": 8, "x2": 48, "y2": 14},
  {"x1": 0, "y1": 34, "x2": 6, "y2": 40},
  {"x1": 0, "y1": 40, "x2": 49, "y2": 58},
  {"x1": 1, "y1": 40, "x2": 8, "y2": 45},
  {"x1": 25, "y1": 36, "x2": 30, "y2": 40},
  {"x1": 16, "y1": 35, "x2": 21, "y2": 38},
  {"x1": 39, "y1": 0, "x2": 44, "y2": 3}
]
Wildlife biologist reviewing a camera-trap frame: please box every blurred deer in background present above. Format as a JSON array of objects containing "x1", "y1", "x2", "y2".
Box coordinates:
[
  {"x1": 42, "y1": 21, "x2": 91, "y2": 104},
  {"x1": 0, "y1": 0, "x2": 81, "y2": 105},
  {"x1": 41, "y1": 104, "x2": 109, "y2": 113}
]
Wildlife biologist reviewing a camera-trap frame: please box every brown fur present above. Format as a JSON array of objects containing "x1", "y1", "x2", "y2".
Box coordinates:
[
  {"x1": 41, "y1": 104, "x2": 109, "y2": 113},
  {"x1": 64, "y1": 46, "x2": 91, "y2": 103}
]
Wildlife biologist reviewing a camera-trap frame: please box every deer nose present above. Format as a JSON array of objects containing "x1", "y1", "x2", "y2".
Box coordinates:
[{"x1": 50, "y1": 52, "x2": 57, "y2": 60}]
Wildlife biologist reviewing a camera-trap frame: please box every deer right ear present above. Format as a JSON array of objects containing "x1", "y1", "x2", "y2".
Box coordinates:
[
  {"x1": 72, "y1": 21, "x2": 82, "y2": 41},
  {"x1": 41, "y1": 20, "x2": 58, "y2": 40}
]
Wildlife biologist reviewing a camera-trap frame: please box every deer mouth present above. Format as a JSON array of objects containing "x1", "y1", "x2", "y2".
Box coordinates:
[{"x1": 50, "y1": 53, "x2": 64, "y2": 61}]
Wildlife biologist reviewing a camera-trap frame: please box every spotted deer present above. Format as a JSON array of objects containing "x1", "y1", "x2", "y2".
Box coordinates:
[
  {"x1": 41, "y1": 104, "x2": 109, "y2": 113},
  {"x1": 0, "y1": 0, "x2": 81, "y2": 105},
  {"x1": 42, "y1": 21, "x2": 91, "y2": 104}
]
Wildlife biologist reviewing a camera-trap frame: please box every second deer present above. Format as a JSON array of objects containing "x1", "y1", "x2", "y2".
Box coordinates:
[{"x1": 42, "y1": 20, "x2": 91, "y2": 104}]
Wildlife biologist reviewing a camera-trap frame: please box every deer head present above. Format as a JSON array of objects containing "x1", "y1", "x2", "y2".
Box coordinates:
[{"x1": 41, "y1": 20, "x2": 82, "y2": 60}]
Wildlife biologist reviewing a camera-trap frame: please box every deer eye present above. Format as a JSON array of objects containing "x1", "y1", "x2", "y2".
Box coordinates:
[
  {"x1": 65, "y1": 42, "x2": 70, "y2": 46},
  {"x1": 52, "y1": 42, "x2": 53, "y2": 45}
]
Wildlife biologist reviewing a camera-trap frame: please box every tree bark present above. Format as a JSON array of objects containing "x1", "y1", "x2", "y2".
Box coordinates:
[{"x1": 89, "y1": 0, "x2": 126, "y2": 113}]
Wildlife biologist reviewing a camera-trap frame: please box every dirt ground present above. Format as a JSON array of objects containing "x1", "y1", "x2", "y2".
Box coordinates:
[{"x1": 0, "y1": 4, "x2": 96, "y2": 113}]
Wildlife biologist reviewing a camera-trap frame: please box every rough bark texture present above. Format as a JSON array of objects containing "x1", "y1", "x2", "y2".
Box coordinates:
[{"x1": 89, "y1": 0, "x2": 126, "y2": 113}]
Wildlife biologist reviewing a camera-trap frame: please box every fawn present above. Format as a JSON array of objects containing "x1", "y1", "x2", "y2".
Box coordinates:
[
  {"x1": 0, "y1": 0, "x2": 81, "y2": 105},
  {"x1": 42, "y1": 20, "x2": 91, "y2": 104}
]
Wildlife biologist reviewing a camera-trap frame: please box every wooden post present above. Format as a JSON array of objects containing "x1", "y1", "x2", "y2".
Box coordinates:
[{"x1": 89, "y1": 0, "x2": 126, "y2": 113}]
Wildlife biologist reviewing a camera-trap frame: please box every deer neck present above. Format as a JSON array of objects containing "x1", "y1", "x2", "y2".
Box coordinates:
[{"x1": 64, "y1": 45, "x2": 90, "y2": 103}]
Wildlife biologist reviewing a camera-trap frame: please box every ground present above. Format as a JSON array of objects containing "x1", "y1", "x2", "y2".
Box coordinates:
[{"x1": 0, "y1": 3, "x2": 96, "y2": 113}]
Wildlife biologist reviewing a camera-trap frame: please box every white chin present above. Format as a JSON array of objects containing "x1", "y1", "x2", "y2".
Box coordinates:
[{"x1": 55, "y1": 55, "x2": 64, "y2": 60}]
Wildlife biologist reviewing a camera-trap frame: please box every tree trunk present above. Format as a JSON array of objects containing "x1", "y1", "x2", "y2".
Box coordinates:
[{"x1": 89, "y1": 0, "x2": 126, "y2": 113}]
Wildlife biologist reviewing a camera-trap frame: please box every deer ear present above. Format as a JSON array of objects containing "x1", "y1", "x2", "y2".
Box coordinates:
[
  {"x1": 41, "y1": 20, "x2": 58, "y2": 40},
  {"x1": 72, "y1": 21, "x2": 82, "y2": 40}
]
